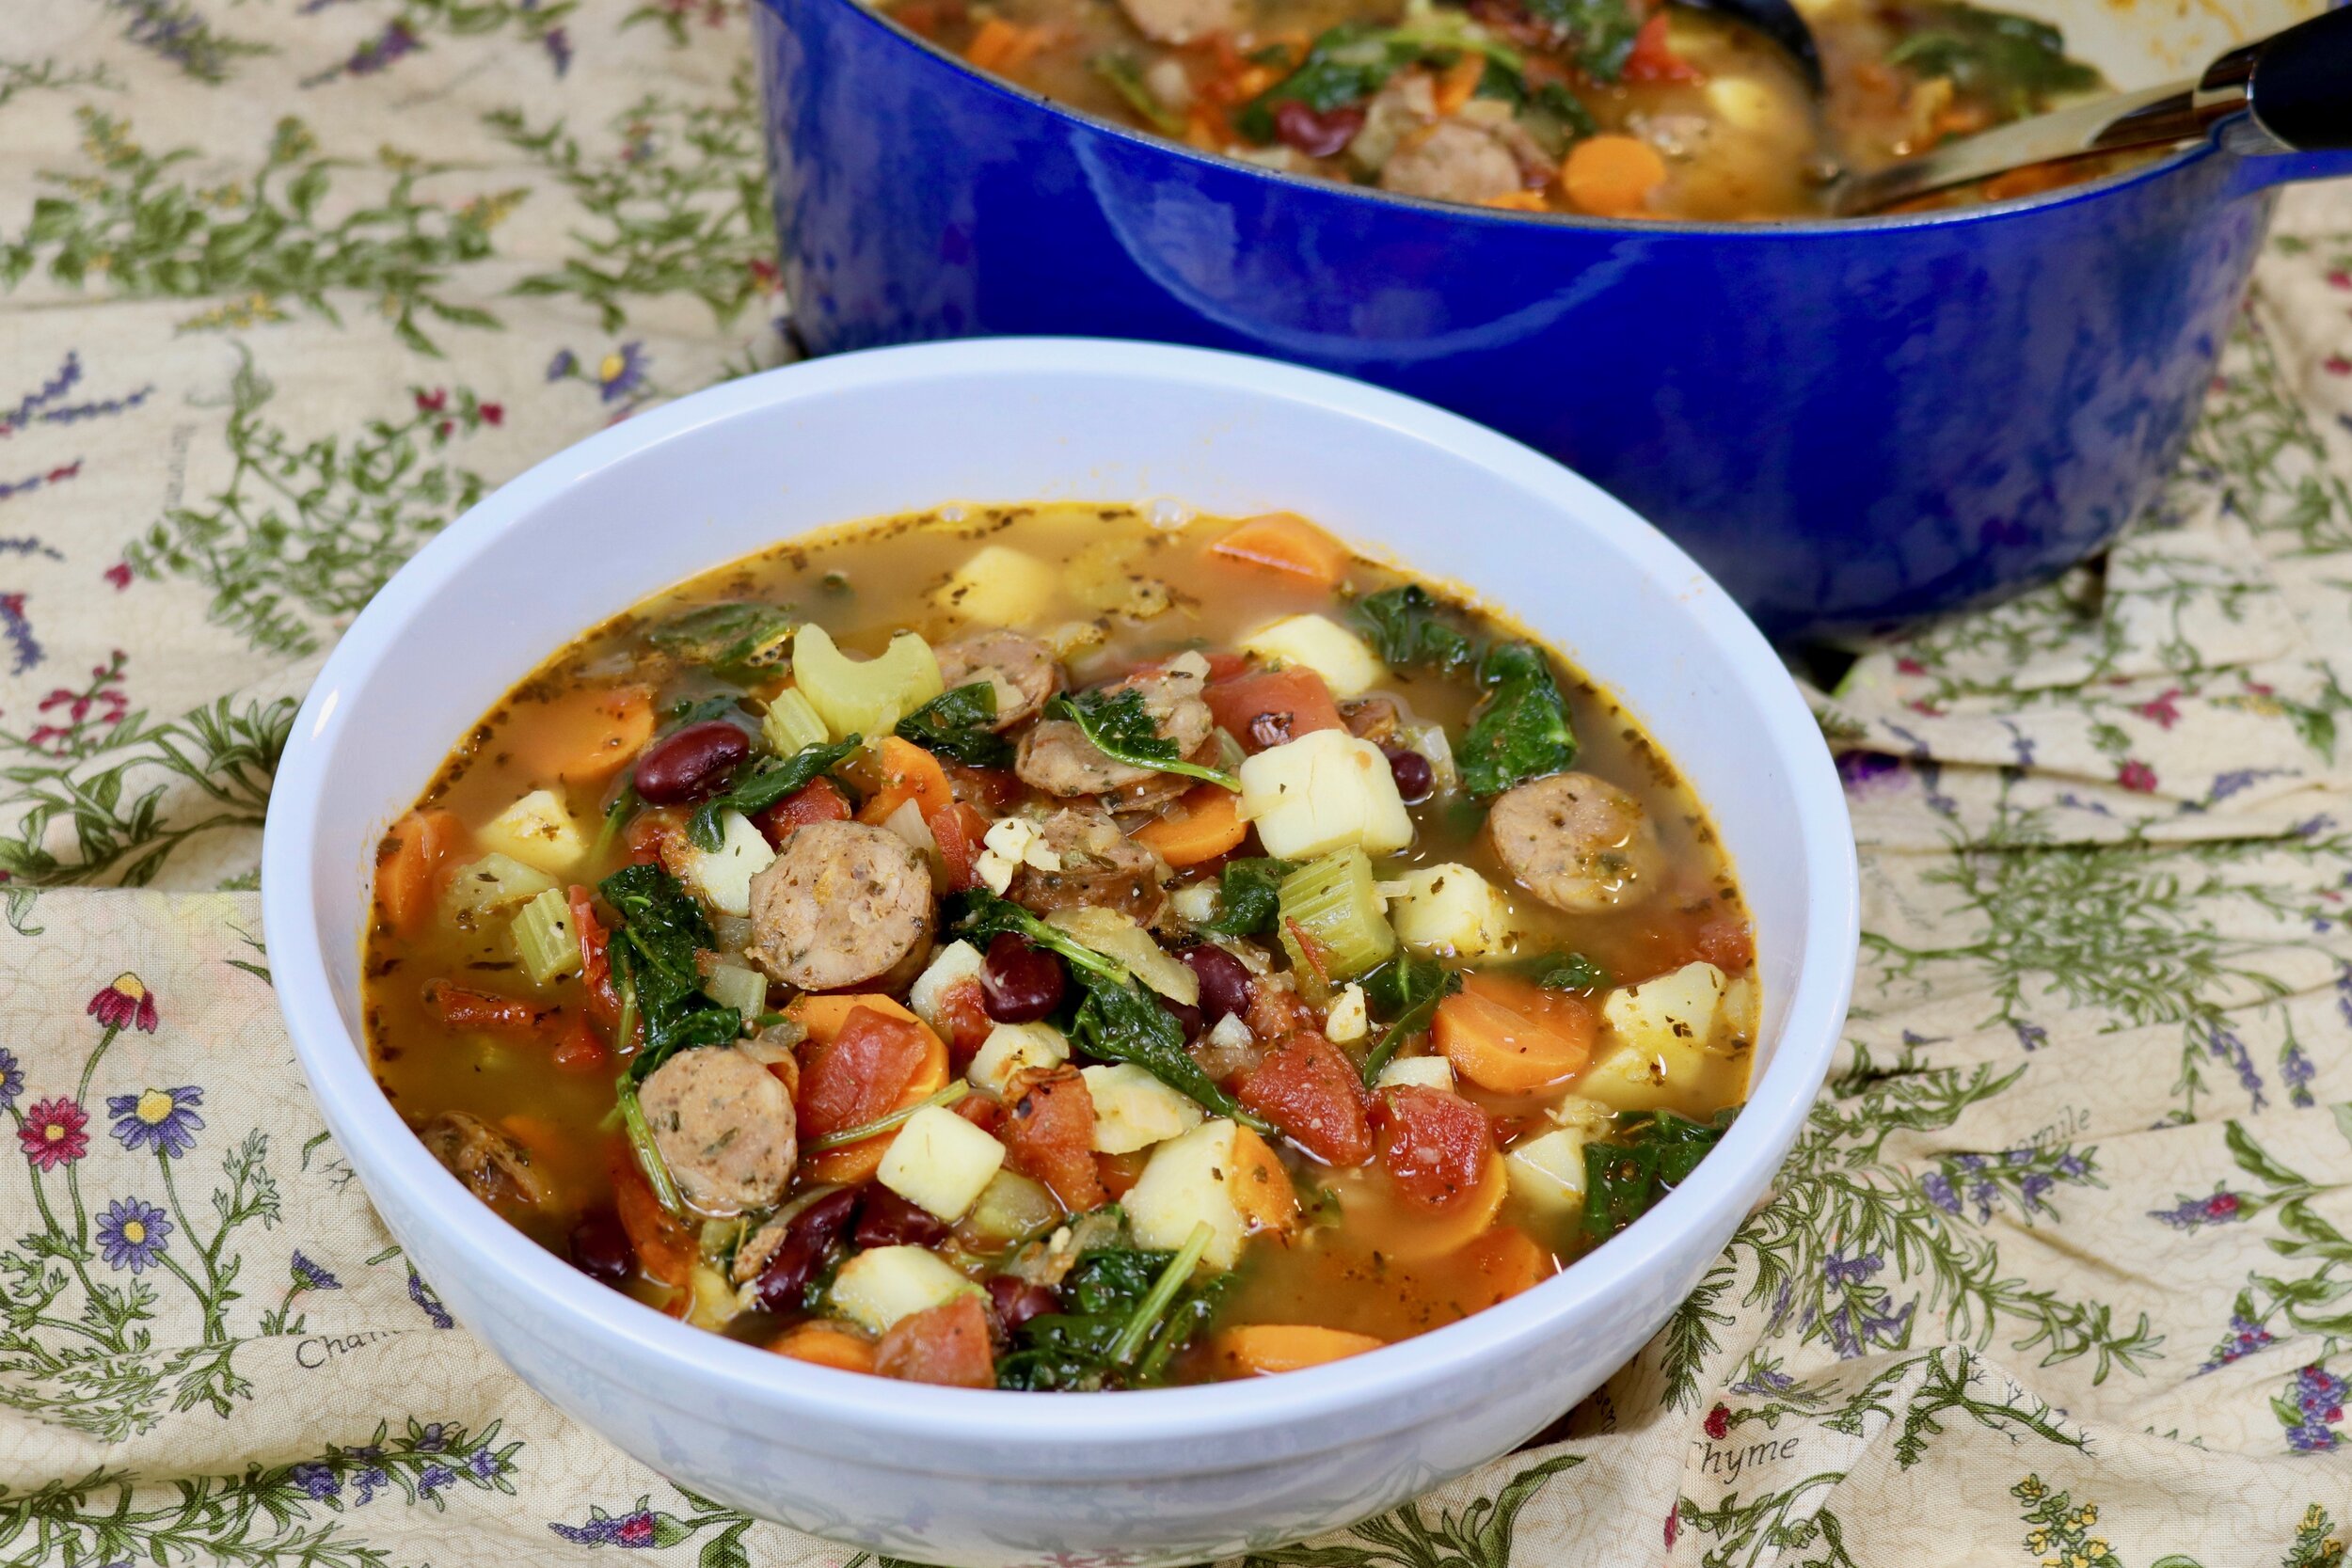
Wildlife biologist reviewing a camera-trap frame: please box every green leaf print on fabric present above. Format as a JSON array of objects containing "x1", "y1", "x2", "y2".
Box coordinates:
[
  {"x1": 1242, "y1": 1453, "x2": 1580, "y2": 1568},
  {"x1": 301, "y1": 0, "x2": 584, "y2": 87},
  {"x1": 2015, "y1": 1482, "x2": 2344, "y2": 1568},
  {"x1": 2185, "y1": 316, "x2": 2352, "y2": 559},
  {"x1": 106, "y1": 0, "x2": 274, "y2": 85},
  {"x1": 1, "y1": 109, "x2": 524, "y2": 355},
  {"x1": 485, "y1": 67, "x2": 780, "y2": 331},
  {"x1": 125, "y1": 347, "x2": 494, "y2": 658}
]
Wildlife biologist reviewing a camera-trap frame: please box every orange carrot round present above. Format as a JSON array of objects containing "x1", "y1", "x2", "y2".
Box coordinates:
[
  {"x1": 376, "y1": 809, "x2": 464, "y2": 936},
  {"x1": 785, "y1": 994, "x2": 951, "y2": 1183},
  {"x1": 1562, "y1": 135, "x2": 1667, "y2": 218},
  {"x1": 1134, "y1": 784, "x2": 1248, "y2": 867},
  {"x1": 1433, "y1": 974, "x2": 1595, "y2": 1093},
  {"x1": 770, "y1": 1323, "x2": 878, "y2": 1373},
  {"x1": 1208, "y1": 514, "x2": 1352, "y2": 587},
  {"x1": 1212, "y1": 1324, "x2": 1385, "y2": 1377}
]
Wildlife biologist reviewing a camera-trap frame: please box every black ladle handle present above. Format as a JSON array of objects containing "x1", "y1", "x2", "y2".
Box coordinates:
[{"x1": 2247, "y1": 4, "x2": 2352, "y2": 151}]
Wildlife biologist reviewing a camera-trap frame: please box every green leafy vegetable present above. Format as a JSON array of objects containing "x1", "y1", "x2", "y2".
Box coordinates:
[
  {"x1": 684, "y1": 736, "x2": 863, "y2": 851},
  {"x1": 1580, "y1": 1108, "x2": 1739, "y2": 1242},
  {"x1": 959, "y1": 890, "x2": 1130, "y2": 985},
  {"x1": 1195, "y1": 857, "x2": 1296, "y2": 938},
  {"x1": 896, "y1": 682, "x2": 1012, "y2": 768},
  {"x1": 1091, "y1": 53, "x2": 1188, "y2": 136},
  {"x1": 1887, "y1": 2, "x2": 2100, "y2": 117},
  {"x1": 1522, "y1": 0, "x2": 1645, "y2": 80},
  {"x1": 1357, "y1": 954, "x2": 1461, "y2": 1084},
  {"x1": 645, "y1": 602, "x2": 797, "y2": 680},
  {"x1": 590, "y1": 782, "x2": 639, "y2": 865},
  {"x1": 1235, "y1": 16, "x2": 1520, "y2": 143},
  {"x1": 996, "y1": 1218, "x2": 1231, "y2": 1390},
  {"x1": 1533, "y1": 951, "x2": 1610, "y2": 991},
  {"x1": 1352, "y1": 584, "x2": 1479, "y2": 676},
  {"x1": 805, "y1": 1082, "x2": 972, "y2": 1153},
  {"x1": 664, "y1": 694, "x2": 745, "y2": 730},
  {"x1": 1047, "y1": 688, "x2": 1238, "y2": 790},
  {"x1": 1458, "y1": 641, "x2": 1577, "y2": 799}
]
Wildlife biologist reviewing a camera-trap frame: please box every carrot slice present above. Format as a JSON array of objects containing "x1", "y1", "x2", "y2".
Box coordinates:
[
  {"x1": 1211, "y1": 1324, "x2": 1385, "y2": 1377},
  {"x1": 1562, "y1": 135, "x2": 1667, "y2": 218},
  {"x1": 770, "y1": 1323, "x2": 878, "y2": 1373},
  {"x1": 785, "y1": 994, "x2": 951, "y2": 1183},
  {"x1": 1133, "y1": 785, "x2": 1248, "y2": 867},
  {"x1": 1229, "y1": 1125, "x2": 1299, "y2": 1235},
  {"x1": 1208, "y1": 514, "x2": 1352, "y2": 588},
  {"x1": 850, "y1": 736, "x2": 956, "y2": 827},
  {"x1": 512, "y1": 683, "x2": 657, "y2": 786},
  {"x1": 1433, "y1": 973, "x2": 1595, "y2": 1093},
  {"x1": 376, "y1": 809, "x2": 464, "y2": 936},
  {"x1": 1448, "y1": 1226, "x2": 1552, "y2": 1313},
  {"x1": 1434, "y1": 51, "x2": 1486, "y2": 116},
  {"x1": 1373, "y1": 1149, "x2": 1509, "y2": 1260},
  {"x1": 422, "y1": 979, "x2": 552, "y2": 1037},
  {"x1": 609, "y1": 1144, "x2": 695, "y2": 1289},
  {"x1": 964, "y1": 15, "x2": 1045, "y2": 72},
  {"x1": 1481, "y1": 190, "x2": 1549, "y2": 213}
]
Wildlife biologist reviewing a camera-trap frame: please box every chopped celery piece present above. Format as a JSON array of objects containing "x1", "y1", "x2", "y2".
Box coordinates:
[
  {"x1": 512, "y1": 886, "x2": 583, "y2": 985},
  {"x1": 442, "y1": 852, "x2": 559, "y2": 927},
  {"x1": 701, "y1": 959, "x2": 768, "y2": 1022},
  {"x1": 792, "y1": 624, "x2": 944, "y2": 739},
  {"x1": 762, "y1": 688, "x2": 830, "y2": 756},
  {"x1": 1277, "y1": 847, "x2": 1397, "y2": 984}
]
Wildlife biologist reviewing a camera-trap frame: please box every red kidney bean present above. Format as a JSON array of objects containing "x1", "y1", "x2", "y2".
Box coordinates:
[
  {"x1": 1181, "y1": 943, "x2": 1253, "y2": 1026},
  {"x1": 852, "y1": 1186, "x2": 949, "y2": 1249},
  {"x1": 1383, "y1": 745, "x2": 1435, "y2": 803},
  {"x1": 982, "y1": 933, "x2": 1065, "y2": 1023},
  {"x1": 568, "y1": 1208, "x2": 635, "y2": 1285},
  {"x1": 633, "y1": 720, "x2": 751, "y2": 804},
  {"x1": 1272, "y1": 101, "x2": 1365, "y2": 159},
  {"x1": 987, "y1": 1275, "x2": 1059, "y2": 1334},
  {"x1": 1159, "y1": 994, "x2": 1204, "y2": 1042},
  {"x1": 1248, "y1": 711, "x2": 1295, "y2": 751},
  {"x1": 750, "y1": 1186, "x2": 862, "y2": 1313}
]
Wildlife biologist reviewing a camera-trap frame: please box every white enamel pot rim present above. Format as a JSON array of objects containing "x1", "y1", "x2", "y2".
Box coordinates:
[{"x1": 261, "y1": 336, "x2": 1858, "y2": 1472}]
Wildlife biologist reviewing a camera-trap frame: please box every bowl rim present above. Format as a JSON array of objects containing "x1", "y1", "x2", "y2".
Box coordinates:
[
  {"x1": 262, "y1": 336, "x2": 1858, "y2": 1455},
  {"x1": 773, "y1": 0, "x2": 2229, "y2": 237}
]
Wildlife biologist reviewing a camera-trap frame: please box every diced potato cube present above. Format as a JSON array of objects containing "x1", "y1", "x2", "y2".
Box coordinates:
[
  {"x1": 878, "y1": 1104, "x2": 1008, "y2": 1221},
  {"x1": 1324, "y1": 982, "x2": 1369, "y2": 1043},
  {"x1": 931, "y1": 544, "x2": 1058, "y2": 626},
  {"x1": 1081, "y1": 1063, "x2": 1205, "y2": 1154},
  {"x1": 670, "y1": 811, "x2": 775, "y2": 918},
  {"x1": 1581, "y1": 963, "x2": 1729, "y2": 1112},
  {"x1": 441, "y1": 852, "x2": 559, "y2": 925},
  {"x1": 1170, "y1": 881, "x2": 1220, "y2": 924},
  {"x1": 1546, "y1": 1093, "x2": 1615, "y2": 1136},
  {"x1": 828, "y1": 1245, "x2": 982, "y2": 1333},
  {"x1": 909, "y1": 941, "x2": 986, "y2": 1035},
  {"x1": 476, "y1": 788, "x2": 588, "y2": 877},
  {"x1": 1375, "y1": 1055, "x2": 1456, "y2": 1093},
  {"x1": 1717, "y1": 975, "x2": 1760, "y2": 1050},
  {"x1": 1237, "y1": 613, "x2": 1390, "y2": 699},
  {"x1": 1387, "y1": 863, "x2": 1514, "y2": 958},
  {"x1": 1239, "y1": 729, "x2": 1414, "y2": 861},
  {"x1": 1125, "y1": 1118, "x2": 1296, "y2": 1268},
  {"x1": 1706, "y1": 76, "x2": 1776, "y2": 132},
  {"x1": 1505, "y1": 1126, "x2": 1591, "y2": 1218},
  {"x1": 968, "y1": 1022, "x2": 1070, "y2": 1099}
]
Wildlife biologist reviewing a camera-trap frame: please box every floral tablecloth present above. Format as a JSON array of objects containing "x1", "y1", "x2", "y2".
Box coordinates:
[{"x1": 3, "y1": 4, "x2": 2351, "y2": 1565}]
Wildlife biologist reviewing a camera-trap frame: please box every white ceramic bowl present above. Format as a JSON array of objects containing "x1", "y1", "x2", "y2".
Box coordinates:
[{"x1": 262, "y1": 339, "x2": 1857, "y2": 1567}]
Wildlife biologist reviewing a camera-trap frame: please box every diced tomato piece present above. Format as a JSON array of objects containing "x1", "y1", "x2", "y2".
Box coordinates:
[
  {"x1": 955, "y1": 1095, "x2": 1006, "y2": 1136},
  {"x1": 934, "y1": 976, "x2": 996, "y2": 1066},
  {"x1": 1003, "y1": 1068, "x2": 1106, "y2": 1210},
  {"x1": 798, "y1": 1005, "x2": 930, "y2": 1138},
  {"x1": 930, "y1": 800, "x2": 991, "y2": 893},
  {"x1": 1375, "y1": 1085, "x2": 1496, "y2": 1212},
  {"x1": 607, "y1": 1142, "x2": 695, "y2": 1289},
  {"x1": 1622, "y1": 11, "x2": 1701, "y2": 82},
  {"x1": 422, "y1": 979, "x2": 553, "y2": 1037},
  {"x1": 1235, "y1": 1030, "x2": 1372, "y2": 1165},
  {"x1": 1624, "y1": 901, "x2": 1756, "y2": 984},
  {"x1": 567, "y1": 885, "x2": 619, "y2": 1027},
  {"x1": 1245, "y1": 978, "x2": 1320, "y2": 1042},
  {"x1": 873, "y1": 1293, "x2": 995, "y2": 1387},
  {"x1": 755, "y1": 776, "x2": 852, "y2": 845},
  {"x1": 1206, "y1": 667, "x2": 1346, "y2": 753},
  {"x1": 548, "y1": 1008, "x2": 609, "y2": 1072},
  {"x1": 1691, "y1": 912, "x2": 1755, "y2": 973},
  {"x1": 623, "y1": 806, "x2": 684, "y2": 866},
  {"x1": 1201, "y1": 652, "x2": 1251, "y2": 683}
]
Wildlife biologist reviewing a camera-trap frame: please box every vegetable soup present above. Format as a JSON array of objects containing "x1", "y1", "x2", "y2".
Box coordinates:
[
  {"x1": 882, "y1": 0, "x2": 2112, "y2": 219},
  {"x1": 365, "y1": 504, "x2": 1756, "y2": 1389}
]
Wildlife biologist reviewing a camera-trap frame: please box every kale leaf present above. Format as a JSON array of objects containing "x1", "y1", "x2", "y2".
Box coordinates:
[
  {"x1": 1356, "y1": 954, "x2": 1461, "y2": 1084},
  {"x1": 1457, "y1": 641, "x2": 1577, "y2": 799},
  {"x1": 645, "y1": 602, "x2": 796, "y2": 681},
  {"x1": 684, "y1": 736, "x2": 863, "y2": 850},
  {"x1": 1533, "y1": 951, "x2": 1610, "y2": 991},
  {"x1": 1091, "y1": 53, "x2": 1189, "y2": 136},
  {"x1": 1196, "y1": 857, "x2": 1297, "y2": 938},
  {"x1": 996, "y1": 1221, "x2": 1230, "y2": 1390},
  {"x1": 896, "y1": 681, "x2": 1011, "y2": 768},
  {"x1": 1580, "y1": 1107, "x2": 1739, "y2": 1242},
  {"x1": 1235, "y1": 16, "x2": 1520, "y2": 143},
  {"x1": 957, "y1": 890, "x2": 1128, "y2": 985},
  {"x1": 597, "y1": 863, "x2": 741, "y2": 1074},
  {"x1": 1351, "y1": 584, "x2": 1478, "y2": 676},
  {"x1": 1071, "y1": 970, "x2": 1271, "y2": 1132},
  {"x1": 1047, "y1": 688, "x2": 1237, "y2": 789},
  {"x1": 1523, "y1": 0, "x2": 1645, "y2": 80},
  {"x1": 1887, "y1": 2, "x2": 2100, "y2": 118}
]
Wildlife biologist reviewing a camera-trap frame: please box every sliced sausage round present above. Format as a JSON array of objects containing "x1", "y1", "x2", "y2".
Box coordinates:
[
  {"x1": 935, "y1": 630, "x2": 1062, "y2": 731},
  {"x1": 1116, "y1": 0, "x2": 1235, "y2": 43},
  {"x1": 1380, "y1": 122, "x2": 1524, "y2": 206},
  {"x1": 1010, "y1": 805, "x2": 1170, "y2": 924},
  {"x1": 1486, "y1": 771, "x2": 1664, "y2": 914},
  {"x1": 640, "y1": 1045, "x2": 799, "y2": 1215},
  {"x1": 747, "y1": 819, "x2": 934, "y2": 990},
  {"x1": 1013, "y1": 664, "x2": 1216, "y2": 798},
  {"x1": 419, "y1": 1111, "x2": 546, "y2": 1211}
]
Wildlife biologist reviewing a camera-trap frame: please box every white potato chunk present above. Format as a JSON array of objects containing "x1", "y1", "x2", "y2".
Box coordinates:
[
  {"x1": 1505, "y1": 1126, "x2": 1591, "y2": 1219},
  {"x1": 828, "y1": 1245, "x2": 981, "y2": 1333},
  {"x1": 1581, "y1": 962, "x2": 1730, "y2": 1112},
  {"x1": 1238, "y1": 729, "x2": 1414, "y2": 861},
  {"x1": 1237, "y1": 613, "x2": 1390, "y2": 699},
  {"x1": 1081, "y1": 1063, "x2": 1205, "y2": 1154},
  {"x1": 477, "y1": 788, "x2": 588, "y2": 877},
  {"x1": 908, "y1": 941, "x2": 986, "y2": 1036},
  {"x1": 931, "y1": 544, "x2": 1058, "y2": 626},
  {"x1": 878, "y1": 1104, "x2": 1007, "y2": 1221},
  {"x1": 1125, "y1": 1118, "x2": 1292, "y2": 1269},
  {"x1": 1375, "y1": 1055, "x2": 1456, "y2": 1092},
  {"x1": 968, "y1": 1022, "x2": 1070, "y2": 1099},
  {"x1": 1387, "y1": 862, "x2": 1514, "y2": 957},
  {"x1": 670, "y1": 811, "x2": 776, "y2": 918}
]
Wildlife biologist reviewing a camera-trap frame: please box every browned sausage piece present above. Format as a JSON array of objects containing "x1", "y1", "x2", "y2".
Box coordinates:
[
  {"x1": 746, "y1": 819, "x2": 934, "y2": 990},
  {"x1": 1009, "y1": 806, "x2": 1170, "y2": 924},
  {"x1": 1013, "y1": 663, "x2": 1216, "y2": 798},
  {"x1": 1486, "y1": 771, "x2": 1665, "y2": 914},
  {"x1": 419, "y1": 1111, "x2": 546, "y2": 1211},
  {"x1": 1117, "y1": 0, "x2": 1235, "y2": 43},
  {"x1": 1380, "y1": 123, "x2": 1524, "y2": 206},
  {"x1": 640, "y1": 1045, "x2": 798, "y2": 1215},
  {"x1": 935, "y1": 630, "x2": 1062, "y2": 731}
]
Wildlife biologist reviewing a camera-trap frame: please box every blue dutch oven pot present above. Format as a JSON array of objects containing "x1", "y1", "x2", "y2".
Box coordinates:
[{"x1": 752, "y1": 0, "x2": 2352, "y2": 638}]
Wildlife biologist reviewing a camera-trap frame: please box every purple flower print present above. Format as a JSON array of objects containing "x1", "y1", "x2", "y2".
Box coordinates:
[
  {"x1": 551, "y1": 1510, "x2": 662, "y2": 1547},
  {"x1": 94, "y1": 1197, "x2": 172, "y2": 1274},
  {"x1": 595, "y1": 344, "x2": 647, "y2": 404},
  {"x1": 2198, "y1": 1312, "x2": 2277, "y2": 1373},
  {"x1": 107, "y1": 1085, "x2": 204, "y2": 1157},
  {"x1": 2150, "y1": 1187, "x2": 2243, "y2": 1230},
  {"x1": 1921, "y1": 1171, "x2": 1963, "y2": 1214},
  {"x1": 0, "y1": 1047, "x2": 21, "y2": 1113},
  {"x1": 291, "y1": 1463, "x2": 341, "y2": 1500},
  {"x1": 1836, "y1": 751, "x2": 1905, "y2": 797},
  {"x1": 417, "y1": 1464, "x2": 454, "y2": 1496},
  {"x1": 291, "y1": 1250, "x2": 341, "y2": 1290},
  {"x1": 407, "y1": 1267, "x2": 453, "y2": 1328},
  {"x1": 353, "y1": 1466, "x2": 390, "y2": 1506}
]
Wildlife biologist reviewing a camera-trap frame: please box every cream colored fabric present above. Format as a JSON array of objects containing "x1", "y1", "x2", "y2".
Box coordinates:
[{"x1": 1, "y1": 5, "x2": 2347, "y2": 1564}]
